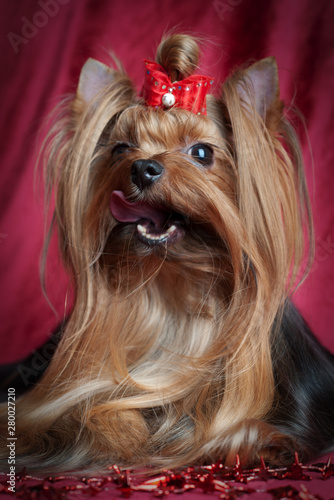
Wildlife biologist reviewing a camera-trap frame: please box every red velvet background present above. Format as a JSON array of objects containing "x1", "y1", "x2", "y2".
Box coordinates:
[{"x1": 0, "y1": 0, "x2": 333, "y2": 364}]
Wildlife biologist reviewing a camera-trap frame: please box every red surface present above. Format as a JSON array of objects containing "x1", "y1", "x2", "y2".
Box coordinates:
[
  {"x1": 1, "y1": 454, "x2": 334, "y2": 499},
  {"x1": 0, "y1": 0, "x2": 333, "y2": 361}
]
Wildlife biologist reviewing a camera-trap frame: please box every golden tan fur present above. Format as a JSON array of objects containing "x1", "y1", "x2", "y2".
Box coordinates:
[{"x1": 0, "y1": 34, "x2": 313, "y2": 473}]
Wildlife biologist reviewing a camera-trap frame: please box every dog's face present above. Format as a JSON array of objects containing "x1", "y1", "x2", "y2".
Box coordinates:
[
  {"x1": 78, "y1": 106, "x2": 236, "y2": 310},
  {"x1": 107, "y1": 107, "x2": 235, "y2": 254}
]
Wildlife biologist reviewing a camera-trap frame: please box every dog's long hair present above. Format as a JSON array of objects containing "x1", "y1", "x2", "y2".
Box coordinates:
[{"x1": 1, "y1": 34, "x2": 333, "y2": 474}]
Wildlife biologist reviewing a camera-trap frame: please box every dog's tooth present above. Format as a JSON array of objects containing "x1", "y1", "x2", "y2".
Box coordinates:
[
  {"x1": 146, "y1": 232, "x2": 156, "y2": 240},
  {"x1": 137, "y1": 223, "x2": 177, "y2": 243},
  {"x1": 167, "y1": 225, "x2": 177, "y2": 234}
]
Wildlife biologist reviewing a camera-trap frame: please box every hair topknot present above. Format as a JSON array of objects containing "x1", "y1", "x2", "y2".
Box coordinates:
[{"x1": 155, "y1": 34, "x2": 200, "y2": 83}]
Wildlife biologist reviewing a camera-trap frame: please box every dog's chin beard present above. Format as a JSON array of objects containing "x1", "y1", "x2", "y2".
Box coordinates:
[
  {"x1": 104, "y1": 187, "x2": 229, "y2": 296},
  {"x1": 101, "y1": 213, "x2": 216, "y2": 278}
]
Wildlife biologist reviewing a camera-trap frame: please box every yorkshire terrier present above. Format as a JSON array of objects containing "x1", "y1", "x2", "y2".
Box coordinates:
[{"x1": 1, "y1": 34, "x2": 334, "y2": 474}]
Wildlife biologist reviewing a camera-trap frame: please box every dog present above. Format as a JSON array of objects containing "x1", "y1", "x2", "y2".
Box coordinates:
[{"x1": 1, "y1": 33, "x2": 334, "y2": 474}]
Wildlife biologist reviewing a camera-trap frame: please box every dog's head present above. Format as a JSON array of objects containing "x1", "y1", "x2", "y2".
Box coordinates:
[{"x1": 49, "y1": 34, "x2": 310, "y2": 310}]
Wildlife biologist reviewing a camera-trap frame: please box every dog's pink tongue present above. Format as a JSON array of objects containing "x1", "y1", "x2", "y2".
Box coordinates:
[{"x1": 110, "y1": 191, "x2": 166, "y2": 228}]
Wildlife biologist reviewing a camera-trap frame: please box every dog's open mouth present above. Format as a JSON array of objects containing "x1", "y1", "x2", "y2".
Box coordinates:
[{"x1": 110, "y1": 191, "x2": 184, "y2": 245}]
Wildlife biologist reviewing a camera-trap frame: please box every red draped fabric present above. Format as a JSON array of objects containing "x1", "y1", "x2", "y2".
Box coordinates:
[{"x1": 0, "y1": 0, "x2": 333, "y2": 362}]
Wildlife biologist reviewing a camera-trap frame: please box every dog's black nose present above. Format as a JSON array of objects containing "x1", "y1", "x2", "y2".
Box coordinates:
[{"x1": 131, "y1": 159, "x2": 164, "y2": 190}]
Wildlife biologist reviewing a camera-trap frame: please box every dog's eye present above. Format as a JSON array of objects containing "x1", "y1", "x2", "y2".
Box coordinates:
[
  {"x1": 112, "y1": 143, "x2": 131, "y2": 157},
  {"x1": 189, "y1": 144, "x2": 214, "y2": 167}
]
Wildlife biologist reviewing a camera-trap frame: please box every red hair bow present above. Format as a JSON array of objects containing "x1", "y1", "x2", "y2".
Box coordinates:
[{"x1": 141, "y1": 60, "x2": 214, "y2": 115}]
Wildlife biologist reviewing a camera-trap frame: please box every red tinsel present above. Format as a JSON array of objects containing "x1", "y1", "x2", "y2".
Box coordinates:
[{"x1": 0, "y1": 454, "x2": 333, "y2": 500}]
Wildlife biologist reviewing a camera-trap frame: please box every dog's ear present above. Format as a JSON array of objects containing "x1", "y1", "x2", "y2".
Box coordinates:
[
  {"x1": 77, "y1": 58, "x2": 115, "y2": 105},
  {"x1": 232, "y1": 57, "x2": 283, "y2": 127},
  {"x1": 72, "y1": 58, "x2": 136, "y2": 120},
  {"x1": 221, "y1": 56, "x2": 310, "y2": 296},
  {"x1": 73, "y1": 58, "x2": 116, "y2": 117}
]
